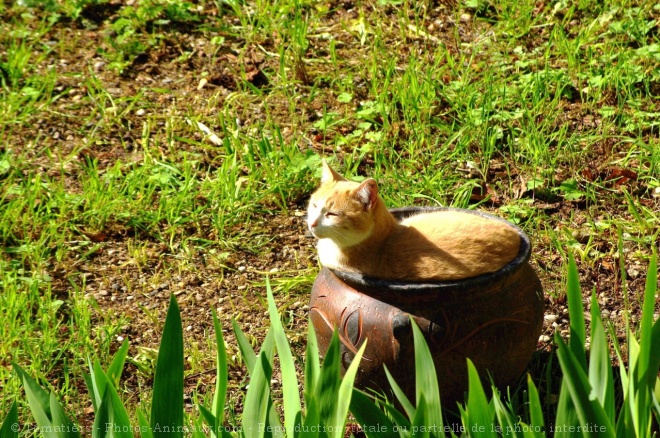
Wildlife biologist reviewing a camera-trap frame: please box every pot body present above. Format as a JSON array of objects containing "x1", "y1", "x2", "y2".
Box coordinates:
[{"x1": 308, "y1": 207, "x2": 544, "y2": 405}]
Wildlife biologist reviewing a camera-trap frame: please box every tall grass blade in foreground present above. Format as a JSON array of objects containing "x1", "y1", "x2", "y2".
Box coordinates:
[
  {"x1": 0, "y1": 401, "x2": 18, "y2": 438},
  {"x1": 150, "y1": 294, "x2": 184, "y2": 437}
]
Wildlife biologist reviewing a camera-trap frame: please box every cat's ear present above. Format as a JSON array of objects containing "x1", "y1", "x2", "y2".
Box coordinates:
[
  {"x1": 321, "y1": 159, "x2": 346, "y2": 184},
  {"x1": 354, "y1": 178, "x2": 378, "y2": 210}
]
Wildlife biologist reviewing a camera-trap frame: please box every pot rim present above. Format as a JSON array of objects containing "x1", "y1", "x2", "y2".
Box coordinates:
[{"x1": 330, "y1": 206, "x2": 531, "y2": 294}]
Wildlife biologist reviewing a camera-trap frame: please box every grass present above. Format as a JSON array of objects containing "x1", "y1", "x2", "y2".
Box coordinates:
[{"x1": 1, "y1": 0, "x2": 659, "y2": 430}]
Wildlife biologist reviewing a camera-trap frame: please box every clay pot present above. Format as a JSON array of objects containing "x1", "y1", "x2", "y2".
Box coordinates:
[{"x1": 309, "y1": 207, "x2": 544, "y2": 405}]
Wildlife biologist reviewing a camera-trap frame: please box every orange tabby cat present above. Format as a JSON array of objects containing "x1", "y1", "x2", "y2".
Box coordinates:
[{"x1": 307, "y1": 161, "x2": 521, "y2": 281}]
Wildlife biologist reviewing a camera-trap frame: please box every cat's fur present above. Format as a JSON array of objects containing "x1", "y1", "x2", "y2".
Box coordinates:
[{"x1": 307, "y1": 161, "x2": 521, "y2": 281}]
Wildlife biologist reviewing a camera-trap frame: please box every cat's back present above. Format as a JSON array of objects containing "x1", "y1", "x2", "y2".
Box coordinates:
[{"x1": 388, "y1": 210, "x2": 521, "y2": 280}]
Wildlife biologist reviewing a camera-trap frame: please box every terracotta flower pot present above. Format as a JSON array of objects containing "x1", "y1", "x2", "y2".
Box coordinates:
[{"x1": 309, "y1": 207, "x2": 544, "y2": 405}]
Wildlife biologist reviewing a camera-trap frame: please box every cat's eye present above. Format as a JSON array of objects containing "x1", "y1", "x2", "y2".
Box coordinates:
[{"x1": 325, "y1": 211, "x2": 338, "y2": 217}]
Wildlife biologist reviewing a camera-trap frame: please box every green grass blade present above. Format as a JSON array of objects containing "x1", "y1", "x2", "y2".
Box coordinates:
[
  {"x1": 493, "y1": 395, "x2": 518, "y2": 438},
  {"x1": 410, "y1": 317, "x2": 444, "y2": 431},
  {"x1": 317, "y1": 332, "x2": 342, "y2": 422},
  {"x1": 91, "y1": 360, "x2": 108, "y2": 412},
  {"x1": 566, "y1": 253, "x2": 587, "y2": 371},
  {"x1": 332, "y1": 340, "x2": 367, "y2": 438},
  {"x1": 587, "y1": 293, "x2": 614, "y2": 419},
  {"x1": 12, "y1": 363, "x2": 52, "y2": 419},
  {"x1": 191, "y1": 416, "x2": 207, "y2": 438},
  {"x1": 212, "y1": 309, "x2": 228, "y2": 430},
  {"x1": 0, "y1": 401, "x2": 19, "y2": 438},
  {"x1": 107, "y1": 340, "x2": 130, "y2": 388},
  {"x1": 409, "y1": 394, "x2": 429, "y2": 438},
  {"x1": 381, "y1": 402, "x2": 412, "y2": 432},
  {"x1": 305, "y1": 320, "x2": 320, "y2": 408},
  {"x1": 83, "y1": 372, "x2": 98, "y2": 413},
  {"x1": 49, "y1": 392, "x2": 81, "y2": 438},
  {"x1": 198, "y1": 404, "x2": 216, "y2": 432},
  {"x1": 266, "y1": 278, "x2": 302, "y2": 435},
  {"x1": 232, "y1": 318, "x2": 258, "y2": 374},
  {"x1": 242, "y1": 351, "x2": 272, "y2": 438},
  {"x1": 383, "y1": 365, "x2": 415, "y2": 419},
  {"x1": 92, "y1": 389, "x2": 111, "y2": 438},
  {"x1": 465, "y1": 360, "x2": 496, "y2": 438},
  {"x1": 553, "y1": 384, "x2": 578, "y2": 438},
  {"x1": 349, "y1": 390, "x2": 397, "y2": 438},
  {"x1": 150, "y1": 294, "x2": 184, "y2": 438},
  {"x1": 525, "y1": 375, "x2": 545, "y2": 436},
  {"x1": 137, "y1": 410, "x2": 153, "y2": 438},
  {"x1": 636, "y1": 253, "x2": 658, "y2": 432},
  {"x1": 555, "y1": 333, "x2": 615, "y2": 437}
]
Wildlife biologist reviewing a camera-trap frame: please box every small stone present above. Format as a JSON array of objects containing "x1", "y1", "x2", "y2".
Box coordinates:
[
  {"x1": 195, "y1": 293, "x2": 204, "y2": 302},
  {"x1": 52, "y1": 131, "x2": 60, "y2": 140},
  {"x1": 544, "y1": 314, "x2": 559, "y2": 323},
  {"x1": 460, "y1": 13, "x2": 471, "y2": 23},
  {"x1": 539, "y1": 335, "x2": 551, "y2": 342},
  {"x1": 186, "y1": 325, "x2": 193, "y2": 331},
  {"x1": 238, "y1": 266, "x2": 246, "y2": 272},
  {"x1": 117, "y1": 336, "x2": 124, "y2": 342},
  {"x1": 302, "y1": 305, "x2": 310, "y2": 311},
  {"x1": 269, "y1": 267, "x2": 279, "y2": 273},
  {"x1": 99, "y1": 289, "x2": 108, "y2": 296},
  {"x1": 94, "y1": 61, "x2": 106, "y2": 71},
  {"x1": 136, "y1": 108, "x2": 146, "y2": 116},
  {"x1": 197, "y1": 78, "x2": 208, "y2": 90},
  {"x1": 627, "y1": 268, "x2": 640, "y2": 279}
]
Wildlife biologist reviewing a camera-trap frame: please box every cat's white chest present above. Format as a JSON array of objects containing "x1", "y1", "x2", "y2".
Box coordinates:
[{"x1": 316, "y1": 238, "x2": 345, "y2": 269}]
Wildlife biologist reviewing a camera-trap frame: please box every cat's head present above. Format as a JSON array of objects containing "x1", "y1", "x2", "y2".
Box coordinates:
[{"x1": 307, "y1": 160, "x2": 379, "y2": 248}]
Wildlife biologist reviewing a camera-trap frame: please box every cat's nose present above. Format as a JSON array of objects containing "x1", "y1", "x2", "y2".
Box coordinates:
[{"x1": 309, "y1": 219, "x2": 318, "y2": 229}]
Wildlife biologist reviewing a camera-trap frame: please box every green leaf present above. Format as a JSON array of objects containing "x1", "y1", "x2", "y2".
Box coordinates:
[
  {"x1": 317, "y1": 332, "x2": 342, "y2": 424},
  {"x1": 137, "y1": 410, "x2": 153, "y2": 438},
  {"x1": 410, "y1": 394, "x2": 429, "y2": 438},
  {"x1": 588, "y1": 293, "x2": 614, "y2": 419},
  {"x1": 49, "y1": 392, "x2": 81, "y2": 438},
  {"x1": 107, "y1": 340, "x2": 130, "y2": 388},
  {"x1": 243, "y1": 352, "x2": 272, "y2": 438},
  {"x1": 566, "y1": 253, "x2": 587, "y2": 371},
  {"x1": 266, "y1": 278, "x2": 302, "y2": 435},
  {"x1": 525, "y1": 376, "x2": 545, "y2": 436},
  {"x1": 150, "y1": 295, "x2": 184, "y2": 438},
  {"x1": 332, "y1": 340, "x2": 367, "y2": 438},
  {"x1": 92, "y1": 385, "x2": 133, "y2": 438},
  {"x1": 410, "y1": 317, "x2": 444, "y2": 431},
  {"x1": 337, "y1": 92, "x2": 353, "y2": 103},
  {"x1": 349, "y1": 390, "x2": 397, "y2": 438},
  {"x1": 0, "y1": 401, "x2": 19, "y2": 438},
  {"x1": 493, "y1": 394, "x2": 519, "y2": 438},
  {"x1": 383, "y1": 365, "x2": 415, "y2": 419},
  {"x1": 304, "y1": 320, "x2": 320, "y2": 408},
  {"x1": 212, "y1": 310, "x2": 228, "y2": 431},
  {"x1": 13, "y1": 363, "x2": 52, "y2": 420},
  {"x1": 92, "y1": 388, "x2": 111, "y2": 438},
  {"x1": 464, "y1": 359, "x2": 496, "y2": 438},
  {"x1": 555, "y1": 333, "x2": 615, "y2": 437},
  {"x1": 638, "y1": 253, "x2": 658, "y2": 396},
  {"x1": 22, "y1": 380, "x2": 56, "y2": 438}
]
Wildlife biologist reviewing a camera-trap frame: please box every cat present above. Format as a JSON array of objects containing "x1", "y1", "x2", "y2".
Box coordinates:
[{"x1": 307, "y1": 160, "x2": 521, "y2": 281}]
